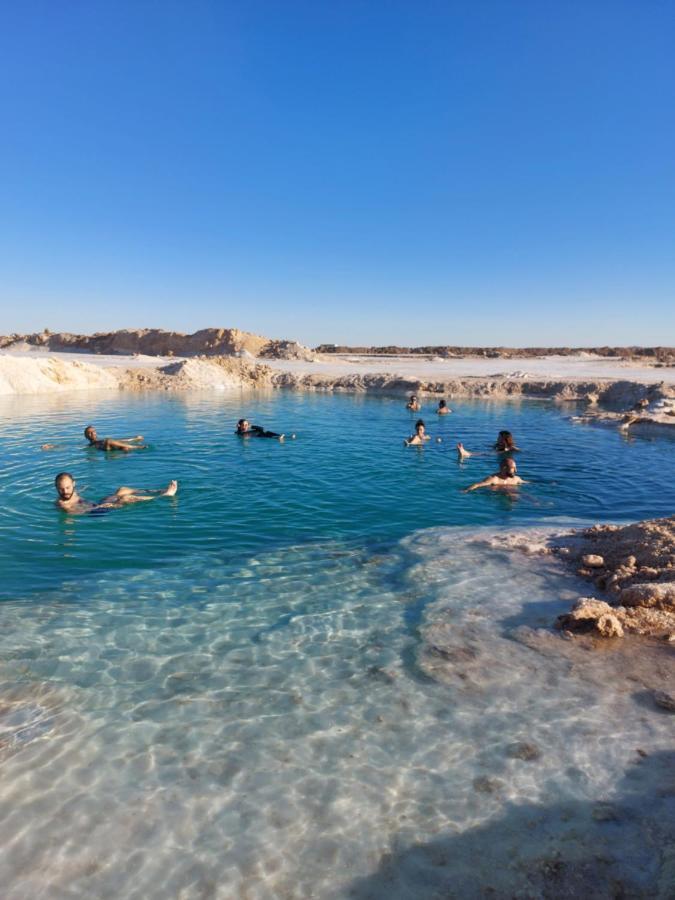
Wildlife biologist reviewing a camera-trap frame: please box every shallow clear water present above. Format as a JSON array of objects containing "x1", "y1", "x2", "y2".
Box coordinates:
[{"x1": 0, "y1": 391, "x2": 674, "y2": 898}]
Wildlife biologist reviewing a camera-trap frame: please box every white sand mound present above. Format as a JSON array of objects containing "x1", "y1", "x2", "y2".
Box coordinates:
[{"x1": 0, "y1": 356, "x2": 118, "y2": 395}]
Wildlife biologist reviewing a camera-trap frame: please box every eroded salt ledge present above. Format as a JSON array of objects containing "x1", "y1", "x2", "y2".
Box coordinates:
[
  {"x1": 1, "y1": 352, "x2": 675, "y2": 430},
  {"x1": 0, "y1": 524, "x2": 673, "y2": 898}
]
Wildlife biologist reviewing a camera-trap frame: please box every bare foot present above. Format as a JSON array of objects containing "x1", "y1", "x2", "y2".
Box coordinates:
[
  {"x1": 164, "y1": 480, "x2": 178, "y2": 496},
  {"x1": 457, "y1": 442, "x2": 472, "y2": 459},
  {"x1": 278, "y1": 434, "x2": 285, "y2": 441}
]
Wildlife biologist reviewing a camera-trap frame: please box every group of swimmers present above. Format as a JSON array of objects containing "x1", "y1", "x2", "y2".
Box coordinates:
[
  {"x1": 403, "y1": 394, "x2": 525, "y2": 492},
  {"x1": 54, "y1": 418, "x2": 288, "y2": 514},
  {"x1": 53, "y1": 398, "x2": 524, "y2": 513}
]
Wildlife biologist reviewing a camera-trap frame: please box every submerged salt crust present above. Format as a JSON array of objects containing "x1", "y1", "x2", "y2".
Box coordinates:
[{"x1": 1, "y1": 392, "x2": 674, "y2": 898}]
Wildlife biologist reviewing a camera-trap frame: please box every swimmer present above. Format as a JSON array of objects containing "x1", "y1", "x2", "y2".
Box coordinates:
[
  {"x1": 404, "y1": 419, "x2": 431, "y2": 446},
  {"x1": 437, "y1": 399, "x2": 451, "y2": 415},
  {"x1": 84, "y1": 426, "x2": 147, "y2": 452},
  {"x1": 236, "y1": 419, "x2": 285, "y2": 440},
  {"x1": 54, "y1": 472, "x2": 178, "y2": 514},
  {"x1": 495, "y1": 430, "x2": 520, "y2": 452},
  {"x1": 464, "y1": 457, "x2": 526, "y2": 492},
  {"x1": 406, "y1": 395, "x2": 421, "y2": 411}
]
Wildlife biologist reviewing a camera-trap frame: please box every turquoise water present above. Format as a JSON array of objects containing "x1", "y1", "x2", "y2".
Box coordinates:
[
  {"x1": 1, "y1": 390, "x2": 673, "y2": 599},
  {"x1": 1, "y1": 391, "x2": 674, "y2": 898}
]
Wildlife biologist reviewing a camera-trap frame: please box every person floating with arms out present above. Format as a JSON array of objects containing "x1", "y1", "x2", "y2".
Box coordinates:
[
  {"x1": 464, "y1": 457, "x2": 526, "y2": 492},
  {"x1": 236, "y1": 419, "x2": 285, "y2": 440},
  {"x1": 54, "y1": 472, "x2": 178, "y2": 514},
  {"x1": 84, "y1": 425, "x2": 147, "y2": 452}
]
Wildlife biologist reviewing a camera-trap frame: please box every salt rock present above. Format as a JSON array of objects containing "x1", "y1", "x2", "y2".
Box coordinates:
[
  {"x1": 596, "y1": 613, "x2": 624, "y2": 638},
  {"x1": 582, "y1": 554, "x2": 605, "y2": 568},
  {"x1": 653, "y1": 690, "x2": 675, "y2": 712},
  {"x1": 557, "y1": 598, "x2": 624, "y2": 638},
  {"x1": 619, "y1": 582, "x2": 675, "y2": 610}
]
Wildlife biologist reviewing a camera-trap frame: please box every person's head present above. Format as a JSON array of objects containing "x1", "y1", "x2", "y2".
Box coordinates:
[
  {"x1": 438, "y1": 399, "x2": 447, "y2": 409},
  {"x1": 499, "y1": 457, "x2": 517, "y2": 477},
  {"x1": 236, "y1": 418, "x2": 249, "y2": 433},
  {"x1": 55, "y1": 472, "x2": 75, "y2": 500},
  {"x1": 415, "y1": 419, "x2": 426, "y2": 434},
  {"x1": 497, "y1": 430, "x2": 514, "y2": 450},
  {"x1": 84, "y1": 425, "x2": 97, "y2": 443},
  {"x1": 409, "y1": 394, "x2": 418, "y2": 403}
]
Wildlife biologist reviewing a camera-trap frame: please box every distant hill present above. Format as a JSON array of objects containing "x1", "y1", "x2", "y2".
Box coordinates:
[
  {"x1": 0, "y1": 327, "x2": 315, "y2": 360},
  {"x1": 314, "y1": 344, "x2": 674, "y2": 363}
]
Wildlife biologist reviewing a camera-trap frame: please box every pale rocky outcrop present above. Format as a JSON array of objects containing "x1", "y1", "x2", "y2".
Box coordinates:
[
  {"x1": 119, "y1": 357, "x2": 274, "y2": 391},
  {"x1": 0, "y1": 355, "x2": 119, "y2": 395},
  {"x1": 555, "y1": 516, "x2": 675, "y2": 638},
  {"x1": 0, "y1": 355, "x2": 274, "y2": 396},
  {"x1": 557, "y1": 598, "x2": 625, "y2": 638},
  {"x1": 0, "y1": 327, "x2": 319, "y2": 361},
  {"x1": 259, "y1": 340, "x2": 316, "y2": 361}
]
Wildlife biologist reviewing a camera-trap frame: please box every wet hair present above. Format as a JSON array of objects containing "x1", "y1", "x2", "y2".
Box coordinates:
[
  {"x1": 496, "y1": 430, "x2": 515, "y2": 450},
  {"x1": 439, "y1": 399, "x2": 447, "y2": 408},
  {"x1": 84, "y1": 425, "x2": 96, "y2": 439},
  {"x1": 499, "y1": 458, "x2": 516, "y2": 475},
  {"x1": 415, "y1": 419, "x2": 425, "y2": 431},
  {"x1": 55, "y1": 472, "x2": 74, "y2": 486}
]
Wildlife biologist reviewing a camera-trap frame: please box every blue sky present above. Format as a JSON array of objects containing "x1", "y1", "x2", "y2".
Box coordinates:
[{"x1": 0, "y1": 1, "x2": 673, "y2": 346}]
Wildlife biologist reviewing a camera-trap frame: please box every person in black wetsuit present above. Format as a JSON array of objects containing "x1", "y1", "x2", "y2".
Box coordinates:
[{"x1": 236, "y1": 419, "x2": 285, "y2": 441}]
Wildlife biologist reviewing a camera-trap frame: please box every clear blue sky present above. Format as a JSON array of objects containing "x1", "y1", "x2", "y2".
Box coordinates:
[{"x1": 0, "y1": 1, "x2": 673, "y2": 346}]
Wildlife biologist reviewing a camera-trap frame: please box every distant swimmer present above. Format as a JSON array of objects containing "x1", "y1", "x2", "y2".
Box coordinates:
[
  {"x1": 464, "y1": 458, "x2": 526, "y2": 492},
  {"x1": 404, "y1": 419, "x2": 431, "y2": 446},
  {"x1": 406, "y1": 395, "x2": 421, "y2": 411},
  {"x1": 495, "y1": 430, "x2": 520, "y2": 452},
  {"x1": 437, "y1": 399, "x2": 451, "y2": 415},
  {"x1": 236, "y1": 419, "x2": 285, "y2": 440},
  {"x1": 84, "y1": 426, "x2": 147, "y2": 452},
  {"x1": 54, "y1": 472, "x2": 178, "y2": 514}
]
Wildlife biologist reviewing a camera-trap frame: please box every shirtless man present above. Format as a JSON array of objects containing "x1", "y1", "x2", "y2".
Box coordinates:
[
  {"x1": 84, "y1": 426, "x2": 147, "y2": 452},
  {"x1": 464, "y1": 457, "x2": 526, "y2": 492},
  {"x1": 406, "y1": 395, "x2": 421, "y2": 411},
  {"x1": 54, "y1": 472, "x2": 178, "y2": 514},
  {"x1": 404, "y1": 419, "x2": 431, "y2": 446},
  {"x1": 437, "y1": 399, "x2": 451, "y2": 415}
]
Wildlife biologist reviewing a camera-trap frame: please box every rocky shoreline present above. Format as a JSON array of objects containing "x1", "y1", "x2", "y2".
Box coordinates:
[
  {"x1": 2, "y1": 351, "x2": 674, "y2": 435},
  {"x1": 554, "y1": 516, "x2": 675, "y2": 644}
]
